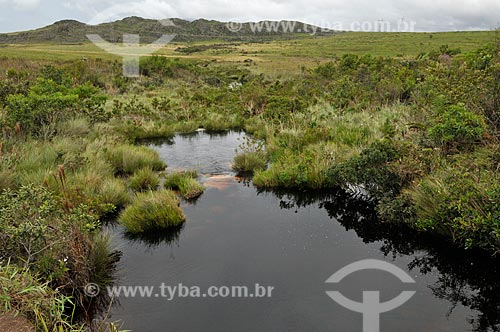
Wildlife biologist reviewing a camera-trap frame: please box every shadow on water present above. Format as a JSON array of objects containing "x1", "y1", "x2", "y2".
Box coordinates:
[
  {"x1": 123, "y1": 224, "x2": 184, "y2": 249},
  {"x1": 138, "y1": 130, "x2": 240, "y2": 147},
  {"x1": 262, "y1": 186, "x2": 500, "y2": 332},
  {"x1": 136, "y1": 137, "x2": 175, "y2": 147}
]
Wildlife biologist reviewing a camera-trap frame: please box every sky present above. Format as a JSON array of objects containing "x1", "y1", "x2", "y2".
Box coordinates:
[{"x1": 0, "y1": 0, "x2": 498, "y2": 33}]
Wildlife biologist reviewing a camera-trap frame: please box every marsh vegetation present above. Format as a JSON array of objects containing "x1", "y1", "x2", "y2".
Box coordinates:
[{"x1": 0, "y1": 31, "x2": 499, "y2": 330}]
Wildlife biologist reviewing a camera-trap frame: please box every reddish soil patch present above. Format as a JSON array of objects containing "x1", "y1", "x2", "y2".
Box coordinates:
[{"x1": 0, "y1": 313, "x2": 33, "y2": 332}]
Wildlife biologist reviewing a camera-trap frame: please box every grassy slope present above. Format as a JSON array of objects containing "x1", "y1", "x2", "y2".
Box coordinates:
[{"x1": 0, "y1": 31, "x2": 496, "y2": 75}]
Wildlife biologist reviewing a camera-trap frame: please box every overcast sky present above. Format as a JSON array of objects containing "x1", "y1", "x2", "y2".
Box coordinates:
[{"x1": 0, "y1": 0, "x2": 498, "y2": 33}]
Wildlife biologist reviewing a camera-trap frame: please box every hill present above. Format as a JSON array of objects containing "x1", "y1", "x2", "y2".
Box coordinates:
[{"x1": 0, "y1": 17, "x2": 335, "y2": 44}]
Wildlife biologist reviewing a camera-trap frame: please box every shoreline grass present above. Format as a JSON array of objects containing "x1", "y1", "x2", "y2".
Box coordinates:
[
  {"x1": 164, "y1": 171, "x2": 205, "y2": 200},
  {"x1": 119, "y1": 190, "x2": 186, "y2": 234}
]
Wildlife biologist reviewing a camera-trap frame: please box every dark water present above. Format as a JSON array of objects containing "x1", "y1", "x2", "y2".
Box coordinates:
[{"x1": 109, "y1": 130, "x2": 500, "y2": 332}]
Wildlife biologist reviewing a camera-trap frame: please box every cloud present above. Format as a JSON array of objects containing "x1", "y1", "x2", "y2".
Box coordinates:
[
  {"x1": 1, "y1": 0, "x2": 41, "y2": 10},
  {"x1": 82, "y1": 0, "x2": 180, "y2": 25},
  {"x1": 1, "y1": 0, "x2": 500, "y2": 32}
]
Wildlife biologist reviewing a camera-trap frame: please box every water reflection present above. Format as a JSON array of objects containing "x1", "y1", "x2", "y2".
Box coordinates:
[
  {"x1": 150, "y1": 130, "x2": 245, "y2": 175},
  {"x1": 265, "y1": 187, "x2": 500, "y2": 332},
  {"x1": 123, "y1": 224, "x2": 184, "y2": 249},
  {"x1": 113, "y1": 131, "x2": 500, "y2": 332}
]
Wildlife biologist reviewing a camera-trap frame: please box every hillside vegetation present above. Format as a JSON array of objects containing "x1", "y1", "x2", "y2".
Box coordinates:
[{"x1": 0, "y1": 17, "x2": 334, "y2": 44}]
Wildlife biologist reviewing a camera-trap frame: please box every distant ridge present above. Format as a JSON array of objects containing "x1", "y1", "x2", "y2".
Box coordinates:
[{"x1": 0, "y1": 17, "x2": 336, "y2": 44}]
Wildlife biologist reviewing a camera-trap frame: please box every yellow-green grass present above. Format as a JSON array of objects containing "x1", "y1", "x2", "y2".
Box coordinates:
[
  {"x1": 105, "y1": 144, "x2": 166, "y2": 174},
  {"x1": 0, "y1": 31, "x2": 496, "y2": 76}
]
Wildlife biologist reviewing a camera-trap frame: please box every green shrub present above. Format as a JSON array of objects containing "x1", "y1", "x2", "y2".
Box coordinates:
[
  {"x1": 328, "y1": 140, "x2": 403, "y2": 197},
  {"x1": 232, "y1": 152, "x2": 267, "y2": 173},
  {"x1": 129, "y1": 167, "x2": 160, "y2": 191},
  {"x1": 164, "y1": 171, "x2": 205, "y2": 200},
  {"x1": 119, "y1": 190, "x2": 186, "y2": 233},
  {"x1": 139, "y1": 56, "x2": 193, "y2": 78},
  {"x1": 4, "y1": 78, "x2": 107, "y2": 135},
  {"x1": 105, "y1": 145, "x2": 165, "y2": 174},
  {"x1": 6, "y1": 90, "x2": 79, "y2": 133},
  {"x1": 0, "y1": 184, "x2": 118, "y2": 310},
  {"x1": 428, "y1": 103, "x2": 487, "y2": 151},
  {"x1": 0, "y1": 185, "x2": 65, "y2": 270}
]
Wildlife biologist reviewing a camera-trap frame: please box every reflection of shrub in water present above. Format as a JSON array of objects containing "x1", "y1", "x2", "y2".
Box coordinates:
[
  {"x1": 124, "y1": 224, "x2": 184, "y2": 249},
  {"x1": 267, "y1": 186, "x2": 500, "y2": 332},
  {"x1": 119, "y1": 190, "x2": 186, "y2": 233}
]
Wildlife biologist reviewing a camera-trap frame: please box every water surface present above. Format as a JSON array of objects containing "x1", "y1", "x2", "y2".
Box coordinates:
[{"x1": 109, "y1": 131, "x2": 500, "y2": 332}]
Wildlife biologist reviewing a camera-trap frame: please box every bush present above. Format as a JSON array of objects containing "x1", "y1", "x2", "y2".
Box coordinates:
[
  {"x1": 4, "y1": 78, "x2": 107, "y2": 135},
  {"x1": 139, "y1": 56, "x2": 192, "y2": 79},
  {"x1": 129, "y1": 167, "x2": 160, "y2": 191},
  {"x1": 105, "y1": 145, "x2": 165, "y2": 174},
  {"x1": 428, "y1": 103, "x2": 487, "y2": 152},
  {"x1": 0, "y1": 184, "x2": 118, "y2": 317},
  {"x1": 119, "y1": 190, "x2": 185, "y2": 233},
  {"x1": 6, "y1": 91, "x2": 78, "y2": 133},
  {"x1": 0, "y1": 185, "x2": 65, "y2": 271},
  {"x1": 328, "y1": 140, "x2": 403, "y2": 197},
  {"x1": 164, "y1": 171, "x2": 205, "y2": 200}
]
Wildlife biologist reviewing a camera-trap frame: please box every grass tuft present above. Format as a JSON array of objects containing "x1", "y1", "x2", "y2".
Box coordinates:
[
  {"x1": 232, "y1": 152, "x2": 267, "y2": 173},
  {"x1": 119, "y1": 190, "x2": 186, "y2": 234},
  {"x1": 105, "y1": 144, "x2": 166, "y2": 174},
  {"x1": 57, "y1": 117, "x2": 90, "y2": 137},
  {"x1": 129, "y1": 167, "x2": 160, "y2": 191},
  {"x1": 0, "y1": 170, "x2": 15, "y2": 191},
  {"x1": 99, "y1": 178, "x2": 131, "y2": 209},
  {"x1": 164, "y1": 171, "x2": 205, "y2": 200}
]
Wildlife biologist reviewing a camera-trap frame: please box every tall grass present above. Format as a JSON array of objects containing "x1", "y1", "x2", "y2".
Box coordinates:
[
  {"x1": 202, "y1": 113, "x2": 243, "y2": 132},
  {"x1": 232, "y1": 152, "x2": 267, "y2": 173},
  {"x1": 117, "y1": 120, "x2": 175, "y2": 141},
  {"x1": 0, "y1": 170, "x2": 15, "y2": 191},
  {"x1": 119, "y1": 190, "x2": 186, "y2": 233},
  {"x1": 99, "y1": 178, "x2": 131, "y2": 209},
  {"x1": 0, "y1": 261, "x2": 84, "y2": 332},
  {"x1": 0, "y1": 259, "x2": 125, "y2": 332},
  {"x1": 129, "y1": 167, "x2": 160, "y2": 191},
  {"x1": 105, "y1": 144, "x2": 166, "y2": 174},
  {"x1": 164, "y1": 171, "x2": 205, "y2": 200},
  {"x1": 57, "y1": 117, "x2": 90, "y2": 137}
]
